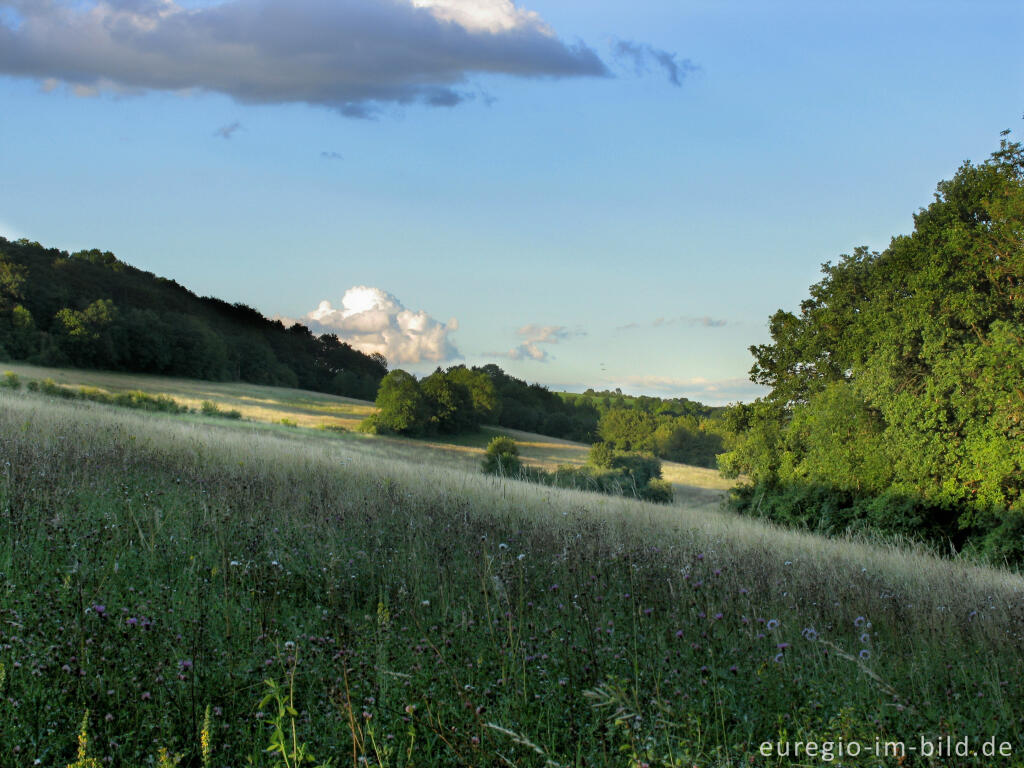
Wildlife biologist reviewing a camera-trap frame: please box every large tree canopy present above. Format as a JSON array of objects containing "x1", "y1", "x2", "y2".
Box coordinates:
[{"x1": 720, "y1": 135, "x2": 1024, "y2": 562}]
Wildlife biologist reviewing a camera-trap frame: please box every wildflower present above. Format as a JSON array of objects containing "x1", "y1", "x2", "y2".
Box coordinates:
[
  {"x1": 421, "y1": 600, "x2": 430, "y2": 606},
  {"x1": 91, "y1": 604, "x2": 106, "y2": 617},
  {"x1": 773, "y1": 653, "x2": 784, "y2": 663},
  {"x1": 141, "y1": 691, "x2": 151, "y2": 701},
  {"x1": 766, "y1": 619, "x2": 779, "y2": 631},
  {"x1": 776, "y1": 643, "x2": 790, "y2": 650},
  {"x1": 498, "y1": 542, "x2": 509, "y2": 550},
  {"x1": 200, "y1": 704, "x2": 213, "y2": 768},
  {"x1": 714, "y1": 612, "x2": 724, "y2": 620},
  {"x1": 178, "y1": 659, "x2": 193, "y2": 671},
  {"x1": 729, "y1": 665, "x2": 738, "y2": 674},
  {"x1": 802, "y1": 627, "x2": 818, "y2": 641},
  {"x1": 860, "y1": 633, "x2": 870, "y2": 644},
  {"x1": 126, "y1": 618, "x2": 137, "y2": 627},
  {"x1": 68, "y1": 710, "x2": 101, "y2": 768},
  {"x1": 854, "y1": 616, "x2": 866, "y2": 627},
  {"x1": 517, "y1": 553, "x2": 526, "y2": 561},
  {"x1": 284, "y1": 641, "x2": 296, "y2": 651},
  {"x1": 859, "y1": 649, "x2": 871, "y2": 660}
]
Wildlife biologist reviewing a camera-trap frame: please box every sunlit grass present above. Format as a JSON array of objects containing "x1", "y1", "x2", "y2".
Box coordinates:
[
  {"x1": 0, "y1": 362, "x2": 733, "y2": 504},
  {"x1": 1, "y1": 387, "x2": 1022, "y2": 765}
]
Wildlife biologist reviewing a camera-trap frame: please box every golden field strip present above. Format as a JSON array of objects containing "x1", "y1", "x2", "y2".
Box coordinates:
[{"x1": 0, "y1": 361, "x2": 733, "y2": 509}]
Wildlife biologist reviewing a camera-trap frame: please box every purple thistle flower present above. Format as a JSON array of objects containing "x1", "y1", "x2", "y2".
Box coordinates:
[{"x1": 859, "y1": 649, "x2": 871, "y2": 660}]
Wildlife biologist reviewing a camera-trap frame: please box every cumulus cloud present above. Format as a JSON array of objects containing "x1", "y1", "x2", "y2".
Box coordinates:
[
  {"x1": 507, "y1": 323, "x2": 583, "y2": 362},
  {"x1": 0, "y1": 0, "x2": 608, "y2": 116},
  {"x1": 612, "y1": 39, "x2": 696, "y2": 86},
  {"x1": 302, "y1": 286, "x2": 459, "y2": 364}
]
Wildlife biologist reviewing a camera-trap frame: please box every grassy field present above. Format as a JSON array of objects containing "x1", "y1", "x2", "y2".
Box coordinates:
[
  {"x1": 1, "y1": 385, "x2": 1023, "y2": 767},
  {"x1": 0, "y1": 362, "x2": 733, "y2": 508}
]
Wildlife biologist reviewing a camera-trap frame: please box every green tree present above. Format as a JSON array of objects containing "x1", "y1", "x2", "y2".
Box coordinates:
[
  {"x1": 421, "y1": 369, "x2": 475, "y2": 434},
  {"x1": 723, "y1": 135, "x2": 1024, "y2": 560},
  {"x1": 369, "y1": 369, "x2": 431, "y2": 435}
]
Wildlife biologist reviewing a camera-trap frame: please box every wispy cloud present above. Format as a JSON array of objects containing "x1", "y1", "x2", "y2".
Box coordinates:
[
  {"x1": 214, "y1": 121, "x2": 241, "y2": 140},
  {"x1": 300, "y1": 286, "x2": 459, "y2": 364},
  {"x1": 320, "y1": 151, "x2": 343, "y2": 161},
  {"x1": 0, "y1": 0, "x2": 608, "y2": 117},
  {"x1": 608, "y1": 375, "x2": 766, "y2": 405},
  {"x1": 620, "y1": 315, "x2": 728, "y2": 330},
  {"x1": 507, "y1": 323, "x2": 584, "y2": 363},
  {"x1": 612, "y1": 39, "x2": 697, "y2": 87}
]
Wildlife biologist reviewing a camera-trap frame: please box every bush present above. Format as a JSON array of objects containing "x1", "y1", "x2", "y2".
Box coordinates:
[
  {"x1": 588, "y1": 441, "x2": 615, "y2": 468},
  {"x1": 200, "y1": 400, "x2": 243, "y2": 419},
  {"x1": 482, "y1": 435, "x2": 522, "y2": 475},
  {"x1": 318, "y1": 424, "x2": 348, "y2": 434},
  {"x1": 1, "y1": 371, "x2": 21, "y2": 390},
  {"x1": 641, "y1": 478, "x2": 674, "y2": 504}
]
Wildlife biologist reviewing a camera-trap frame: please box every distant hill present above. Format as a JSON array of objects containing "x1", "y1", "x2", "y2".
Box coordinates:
[{"x1": 0, "y1": 236, "x2": 387, "y2": 398}]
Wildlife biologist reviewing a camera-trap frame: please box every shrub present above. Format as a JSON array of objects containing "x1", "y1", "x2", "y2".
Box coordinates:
[
  {"x1": 588, "y1": 441, "x2": 615, "y2": 468},
  {"x1": 640, "y1": 478, "x2": 674, "y2": 504},
  {"x1": 482, "y1": 435, "x2": 522, "y2": 475},
  {"x1": 200, "y1": 400, "x2": 243, "y2": 419},
  {"x1": 1, "y1": 371, "x2": 20, "y2": 390}
]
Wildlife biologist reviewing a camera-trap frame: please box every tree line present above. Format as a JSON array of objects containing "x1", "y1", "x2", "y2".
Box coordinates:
[
  {"x1": 364, "y1": 363, "x2": 728, "y2": 470},
  {"x1": 719, "y1": 135, "x2": 1024, "y2": 564},
  {"x1": 0, "y1": 238, "x2": 388, "y2": 399}
]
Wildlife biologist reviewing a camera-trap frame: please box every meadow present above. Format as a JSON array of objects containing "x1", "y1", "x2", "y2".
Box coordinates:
[
  {"x1": 0, "y1": 362, "x2": 733, "y2": 508},
  {"x1": 1, "y1": 384, "x2": 1023, "y2": 766}
]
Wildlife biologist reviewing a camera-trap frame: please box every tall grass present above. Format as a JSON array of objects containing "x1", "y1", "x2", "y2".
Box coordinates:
[{"x1": 0, "y1": 390, "x2": 1022, "y2": 766}]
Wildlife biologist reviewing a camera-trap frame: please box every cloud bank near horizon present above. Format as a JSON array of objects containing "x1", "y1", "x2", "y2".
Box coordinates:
[
  {"x1": 0, "y1": 0, "x2": 608, "y2": 116},
  {"x1": 300, "y1": 286, "x2": 459, "y2": 364},
  {"x1": 608, "y1": 374, "x2": 766, "y2": 404}
]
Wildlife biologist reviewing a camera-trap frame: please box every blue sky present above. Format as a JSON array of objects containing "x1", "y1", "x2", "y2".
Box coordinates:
[{"x1": 0, "y1": 0, "x2": 1021, "y2": 404}]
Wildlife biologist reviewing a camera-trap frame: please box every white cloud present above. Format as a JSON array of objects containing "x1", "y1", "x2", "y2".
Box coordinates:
[
  {"x1": 303, "y1": 286, "x2": 459, "y2": 364},
  {"x1": 506, "y1": 323, "x2": 583, "y2": 362},
  {"x1": 410, "y1": 0, "x2": 546, "y2": 34},
  {"x1": 608, "y1": 375, "x2": 767, "y2": 405},
  {"x1": 0, "y1": 0, "x2": 607, "y2": 116}
]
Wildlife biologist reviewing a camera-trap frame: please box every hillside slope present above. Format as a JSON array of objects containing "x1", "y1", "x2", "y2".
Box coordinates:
[{"x1": 0, "y1": 361, "x2": 732, "y2": 506}]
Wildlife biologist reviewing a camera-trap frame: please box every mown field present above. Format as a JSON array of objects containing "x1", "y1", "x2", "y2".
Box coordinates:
[
  {"x1": 0, "y1": 362, "x2": 733, "y2": 509},
  {"x1": 1, "y1": 385, "x2": 1023, "y2": 767}
]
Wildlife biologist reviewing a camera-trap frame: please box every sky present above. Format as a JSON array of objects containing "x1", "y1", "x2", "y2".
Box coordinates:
[{"x1": 0, "y1": 0, "x2": 1021, "y2": 404}]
